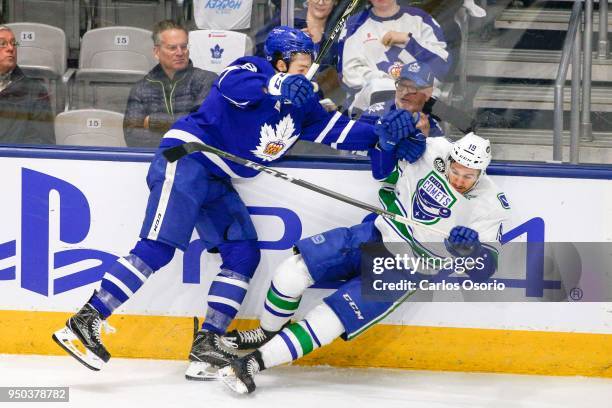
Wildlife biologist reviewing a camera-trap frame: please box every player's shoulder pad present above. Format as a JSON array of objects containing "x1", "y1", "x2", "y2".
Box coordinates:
[
  {"x1": 424, "y1": 135, "x2": 452, "y2": 159},
  {"x1": 221, "y1": 56, "x2": 275, "y2": 78},
  {"x1": 477, "y1": 176, "x2": 512, "y2": 211}
]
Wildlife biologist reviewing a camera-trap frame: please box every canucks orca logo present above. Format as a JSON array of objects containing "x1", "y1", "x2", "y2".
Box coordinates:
[
  {"x1": 210, "y1": 44, "x2": 224, "y2": 60},
  {"x1": 412, "y1": 171, "x2": 457, "y2": 224}
]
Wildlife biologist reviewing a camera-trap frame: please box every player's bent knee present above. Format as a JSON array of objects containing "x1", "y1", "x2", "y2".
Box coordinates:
[
  {"x1": 130, "y1": 238, "x2": 176, "y2": 271},
  {"x1": 272, "y1": 254, "x2": 314, "y2": 298},
  {"x1": 303, "y1": 303, "x2": 345, "y2": 347},
  {"x1": 218, "y1": 240, "x2": 261, "y2": 279}
]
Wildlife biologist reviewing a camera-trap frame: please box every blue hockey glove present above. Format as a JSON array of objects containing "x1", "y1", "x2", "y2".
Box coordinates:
[
  {"x1": 444, "y1": 226, "x2": 482, "y2": 257},
  {"x1": 268, "y1": 73, "x2": 315, "y2": 107},
  {"x1": 374, "y1": 109, "x2": 418, "y2": 151},
  {"x1": 395, "y1": 132, "x2": 426, "y2": 163}
]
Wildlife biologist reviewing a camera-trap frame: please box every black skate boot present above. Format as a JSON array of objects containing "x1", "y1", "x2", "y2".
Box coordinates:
[
  {"x1": 52, "y1": 303, "x2": 115, "y2": 371},
  {"x1": 222, "y1": 326, "x2": 278, "y2": 350},
  {"x1": 185, "y1": 317, "x2": 238, "y2": 381},
  {"x1": 218, "y1": 350, "x2": 265, "y2": 394}
]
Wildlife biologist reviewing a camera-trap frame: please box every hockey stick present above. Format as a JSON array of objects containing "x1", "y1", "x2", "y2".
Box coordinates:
[
  {"x1": 162, "y1": 142, "x2": 447, "y2": 236},
  {"x1": 305, "y1": 0, "x2": 366, "y2": 81},
  {"x1": 424, "y1": 98, "x2": 477, "y2": 134}
]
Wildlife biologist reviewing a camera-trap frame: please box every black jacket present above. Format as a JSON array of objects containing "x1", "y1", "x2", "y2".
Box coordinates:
[
  {"x1": 0, "y1": 66, "x2": 54, "y2": 145},
  {"x1": 123, "y1": 61, "x2": 217, "y2": 148}
]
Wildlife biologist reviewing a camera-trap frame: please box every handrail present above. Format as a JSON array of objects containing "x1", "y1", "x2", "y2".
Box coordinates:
[
  {"x1": 554, "y1": 0, "x2": 584, "y2": 162},
  {"x1": 581, "y1": 0, "x2": 594, "y2": 145},
  {"x1": 598, "y1": 0, "x2": 609, "y2": 58}
]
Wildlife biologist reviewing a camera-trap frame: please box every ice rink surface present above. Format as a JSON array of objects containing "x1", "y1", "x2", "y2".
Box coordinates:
[{"x1": 0, "y1": 354, "x2": 611, "y2": 408}]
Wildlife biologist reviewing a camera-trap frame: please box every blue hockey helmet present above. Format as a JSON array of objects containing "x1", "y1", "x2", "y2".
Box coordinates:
[{"x1": 264, "y1": 26, "x2": 315, "y2": 64}]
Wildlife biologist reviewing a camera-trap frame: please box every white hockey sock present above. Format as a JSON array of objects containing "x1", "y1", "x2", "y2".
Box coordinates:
[
  {"x1": 259, "y1": 303, "x2": 345, "y2": 369},
  {"x1": 260, "y1": 254, "x2": 314, "y2": 332}
]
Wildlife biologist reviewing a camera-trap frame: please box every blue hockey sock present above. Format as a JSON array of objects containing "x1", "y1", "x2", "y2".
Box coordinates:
[
  {"x1": 202, "y1": 269, "x2": 250, "y2": 334},
  {"x1": 89, "y1": 254, "x2": 154, "y2": 318},
  {"x1": 88, "y1": 239, "x2": 175, "y2": 318}
]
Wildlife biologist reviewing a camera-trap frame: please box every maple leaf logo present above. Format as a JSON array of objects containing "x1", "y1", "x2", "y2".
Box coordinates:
[
  {"x1": 210, "y1": 44, "x2": 224, "y2": 59},
  {"x1": 251, "y1": 115, "x2": 299, "y2": 162}
]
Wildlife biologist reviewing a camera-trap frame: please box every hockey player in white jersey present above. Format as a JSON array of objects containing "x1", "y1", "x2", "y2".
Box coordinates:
[{"x1": 219, "y1": 132, "x2": 511, "y2": 394}]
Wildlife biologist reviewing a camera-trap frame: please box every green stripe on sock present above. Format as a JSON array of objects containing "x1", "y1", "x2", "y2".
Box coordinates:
[
  {"x1": 287, "y1": 323, "x2": 314, "y2": 355},
  {"x1": 267, "y1": 289, "x2": 300, "y2": 311}
]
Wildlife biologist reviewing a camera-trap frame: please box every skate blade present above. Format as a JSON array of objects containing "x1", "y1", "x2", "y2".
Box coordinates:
[
  {"x1": 218, "y1": 366, "x2": 249, "y2": 394},
  {"x1": 185, "y1": 361, "x2": 220, "y2": 381},
  {"x1": 52, "y1": 327, "x2": 104, "y2": 371}
]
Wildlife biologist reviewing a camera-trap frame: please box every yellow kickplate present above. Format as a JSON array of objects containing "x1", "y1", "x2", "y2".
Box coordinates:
[{"x1": 1, "y1": 310, "x2": 611, "y2": 378}]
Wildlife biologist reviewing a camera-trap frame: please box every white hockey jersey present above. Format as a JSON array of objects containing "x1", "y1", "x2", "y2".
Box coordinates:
[{"x1": 374, "y1": 137, "x2": 511, "y2": 258}]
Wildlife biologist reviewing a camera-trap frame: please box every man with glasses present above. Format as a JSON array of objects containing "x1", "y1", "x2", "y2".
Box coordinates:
[
  {"x1": 124, "y1": 20, "x2": 217, "y2": 147},
  {"x1": 364, "y1": 61, "x2": 444, "y2": 139},
  {"x1": 0, "y1": 26, "x2": 54, "y2": 145}
]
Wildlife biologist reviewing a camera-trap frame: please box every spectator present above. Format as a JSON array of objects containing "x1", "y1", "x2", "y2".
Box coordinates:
[
  {"x1": 255, "y1": 0, "x2": 339, "y2": 70},
  {"x1": 0, "y1": 26, "x2": 54, "y2": 145},
  {"x1": 340, "y1": 0, "x2": 450, "y2": 114},
  {"x1": 124, "y1": 20, "x2": 217, "y2": 148},
  {"x1": 364, "y1": 61, "x2": 444, "y2": 138}
]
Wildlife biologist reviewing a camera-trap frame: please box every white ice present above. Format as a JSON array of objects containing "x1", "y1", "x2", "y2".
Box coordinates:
[{"x1": 0, "y1": 354, "x2": 611, "y2": 408}]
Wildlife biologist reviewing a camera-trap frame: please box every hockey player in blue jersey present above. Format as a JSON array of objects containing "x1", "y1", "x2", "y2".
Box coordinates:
[
  {"x1": 51, "y1": 25, "x2": 420, "y2": 379},
  {"x1": 218, "y1": 132, "x2": 511, "y2": 394}
]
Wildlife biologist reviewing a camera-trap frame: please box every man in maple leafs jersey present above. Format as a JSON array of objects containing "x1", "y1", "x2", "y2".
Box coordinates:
[
  {"x1": 51, "y1": 26, "x2": 417, "y2": 380},
  {"x1": 219, "y1": 132, "x2": 512, "y2": 394}
]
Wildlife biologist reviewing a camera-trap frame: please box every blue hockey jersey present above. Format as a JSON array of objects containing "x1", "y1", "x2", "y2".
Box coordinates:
[{"x1": 160, "y1": 56, "x2": 378, "y2": 179}]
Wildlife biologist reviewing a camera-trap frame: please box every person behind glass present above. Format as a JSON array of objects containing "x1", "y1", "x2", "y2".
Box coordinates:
[
  {"x1": 364, "y1": 61, "x2": 443, "y2": 138},
  {"x1": 339, "y1": 0, "x2": 450, "y2": 114},
  {"x1": 0, "y1": 26, "x2": 54, "y2": 145},
  {"x1": 301, "y1": 0, "x2": 339, "y2": 70},
  {"x1": 124, "y1": 20, "x2": 217, "y2": 148},
  {"x1": 255, "y1": 0, "x2": 338, "y2": 71}
]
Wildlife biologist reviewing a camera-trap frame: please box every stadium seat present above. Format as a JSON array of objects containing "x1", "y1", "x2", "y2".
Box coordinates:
[
  {"x1": 6, "y1": 22, "x2": 67, "y2": 114},
  {"x1": 71, "y1": 26, "x2": 156, "y2": 112},
  {"x1": 189, "y1": 29, "x2": 253, "y2": 74},
  {"x1": 55, "y1": 109, "x2": 126, "y2": 147},
  {"x1": 96, "y1": 0, "x2": 174, "y2": 30},
  {"x1": 6, "y1": 0, "x2": 84, "y2": 59}
]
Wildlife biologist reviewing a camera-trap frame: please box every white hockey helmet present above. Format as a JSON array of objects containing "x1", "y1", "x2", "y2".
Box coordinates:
[{"x1": 449, "y1": 132, "x2": 492, "y2": 171}]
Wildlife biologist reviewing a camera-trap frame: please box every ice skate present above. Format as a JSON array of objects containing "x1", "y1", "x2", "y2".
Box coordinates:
[
  {"x1": 185, "y1": 318, "x2": 238, "y2": 381},
  {"x1": 52, "y1": 303, "x2": 115, "y2": 371},
  {"x1": 222, "y1": 326, "x2": 278, "y2": 351},
  {"x1": 218, "y1": 351, "x2": 263, "y2": 394}
]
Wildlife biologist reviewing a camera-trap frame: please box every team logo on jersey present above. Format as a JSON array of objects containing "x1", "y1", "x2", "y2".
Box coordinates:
[
  {"x1": 210, "y1": 44, "x2": 224, "y2": 60},
  {"x1": 497, "y1": 192, "x2": 510, "y2": 209},
  {"x1": 407, "y1": 62, "x2": 421, "y2": 73},
  {"x1": 433, "y1": 157, "x2": 445, "y2": 173},
  {"x1": 412, "y1": 171, "x2": 457, "y2": 224},
  {"x1": 366, "y1": 102, "x2": 385, "y2": 114},
  {"x1": 252, "y1": 114, "x2": 299, "y2": 161}
]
